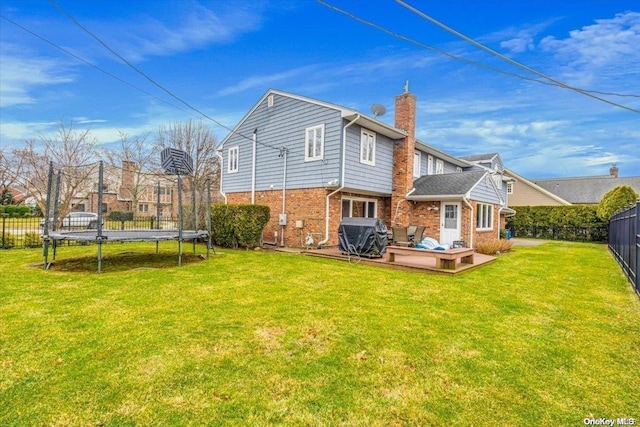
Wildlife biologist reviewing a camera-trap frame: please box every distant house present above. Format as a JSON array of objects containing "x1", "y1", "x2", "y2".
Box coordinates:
[
  {"x1": 218, "y1": 88, "x2": 513, "y2": 248},
  {"x1": 505, "y1": 165, "x2": 640, "y2": 206}
]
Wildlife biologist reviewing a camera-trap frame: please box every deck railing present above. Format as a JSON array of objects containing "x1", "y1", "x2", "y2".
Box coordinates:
[{"x1": 608, "y1": 201, "x2": 640, "y2": 297}]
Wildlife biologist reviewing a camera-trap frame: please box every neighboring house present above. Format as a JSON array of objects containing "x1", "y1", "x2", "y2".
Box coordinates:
[
  {"x1": 505, "y1": 165, "x2": 640, "y2": 206},
  {"x1": 218, "y1": 88, "x2": 512, "y2": 248}
]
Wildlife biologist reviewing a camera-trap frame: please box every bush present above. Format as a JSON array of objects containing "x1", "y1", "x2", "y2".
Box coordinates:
[
  {"x1": 475, "y1": 239, "x2": 513, "y2": 255},
  {"x1": 107, "y1": 211, "x2": 134, "y2": 221},
  {"x1": 507, "y1": 205, "x2": 607, "y2": 242},
  {"x1": 1, "y1": 205, "x2": 31, "y2": 217},
  {"x1": 211, "y1": 204, "x2": 270, "y2": 249},
  {"x1": 23, "y1": 232, "x2": 42, "y2": 248},
  {"x1": 1, "y1": 232, "x2": 15, "y2": 249},
  {"x1": 597, "y1": 185, "x2": 638, "y2": 220}
]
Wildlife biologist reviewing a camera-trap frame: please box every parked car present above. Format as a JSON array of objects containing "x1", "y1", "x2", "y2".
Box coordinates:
[{"x1": 40, "y1": 212, "x2": 101, "y2": 228}]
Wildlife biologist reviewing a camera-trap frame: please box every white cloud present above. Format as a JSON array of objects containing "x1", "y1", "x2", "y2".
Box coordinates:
[
  {"x1": 539, "y1": 11, "x2": 640, "y2": 86},
  {"x1": 493, "y1": 20, "x2": 557, "y2": 54},
  {"x1": 0, "y1": 46, "x2": 75, "y2": 108}
]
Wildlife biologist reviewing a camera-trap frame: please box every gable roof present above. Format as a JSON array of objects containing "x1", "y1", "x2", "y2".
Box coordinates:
[
  {"x1": 407, "y1": 170, "x2": 487, "y2": 201},
  {"x1": 415, "y1": 140, "x2": 472, "y2": 168},
  {"x1": 218, "y1": 89, "x2": 406, "y2": 148},
  {"x1": 504, "y1": 168, "x2": 572, "y2": 205},
  {"x1": 459, "y1": 153, "x2": 499, "y2": 163},
  {"x1": 533, "y1": 175, "x2": 640, "y2": 204}
]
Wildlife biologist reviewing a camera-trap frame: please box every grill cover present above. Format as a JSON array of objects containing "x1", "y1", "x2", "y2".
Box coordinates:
[{"x1": 338, "y1": 217, "x2": 387, "y2": 257}]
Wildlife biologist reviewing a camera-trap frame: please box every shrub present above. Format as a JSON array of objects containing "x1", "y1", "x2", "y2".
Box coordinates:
[
  {"x1": 211, "y1": 204, "x2": 270, "y2": 249},
  {"x1": 597, "y1": 185, "x2": 639, "y2": 220},
  {"x1": 475, "y1": 239, "x2": 513, "y2": 255},
  {"x1": 507, "y1": 205, "x2": 607, "y2": 241},
  {"x1": 23, "y1": 232, "x2": 42, "y2": 248},
  {"x1": 107, "y1": 211, "x2": 134, "y2": 221},
  {"x1": 1, "y1": 232, "x2": 15, "y2": 249}
]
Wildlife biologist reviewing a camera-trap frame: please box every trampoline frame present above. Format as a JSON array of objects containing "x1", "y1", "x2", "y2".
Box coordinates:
[{"x1": 42, "y1": 159, "x2": 213, "y2": 272}]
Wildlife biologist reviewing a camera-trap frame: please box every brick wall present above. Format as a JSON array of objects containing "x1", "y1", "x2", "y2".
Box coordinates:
[{"x1": 391, "y1": 92, "x2": 417, "y2": 227}]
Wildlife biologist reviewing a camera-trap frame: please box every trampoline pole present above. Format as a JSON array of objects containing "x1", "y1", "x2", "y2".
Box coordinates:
[
  {"x1": 177, "y1": 174, "x2": 183, "y2": 267},
  {"x1": 43, "y1": 162, "x2": 54, "y2": 270},
  {"x1": 97, "y1": 239, "x2": 102, "y2": 273}
]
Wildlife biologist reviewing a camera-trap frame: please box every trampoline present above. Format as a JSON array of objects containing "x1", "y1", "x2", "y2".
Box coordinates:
[{"x1": 42, "y1": 150, "x2": 213, "y2": 272}]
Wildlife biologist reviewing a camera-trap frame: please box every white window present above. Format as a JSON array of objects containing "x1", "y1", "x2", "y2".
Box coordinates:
[
  {"x1": 492, "y1": 174, "x2": 503, "y2": 189},
  {"x1": 427, "y1": 155, "x2": 434, "y2": 175},
  {"x1": 507, "y1": 182, "x2": 513, "y2": 194},
  {"x1": 138, "y1": 203, "x2": 149, "y2": 213},
  {"x1": 341, "y1": 197, "x2": 377, "y2": 218},
  {"x1": 476, "y1": 203, "x2": 493, "y2": 230},
  {"x1": 360, "y1": 129, "x2": 376, "y2": 165},
  {"x1": 228, "y1": 146, "x2": 239, "y2": 173},
  {"x1": 305, "y1": 124, "x2": 324, "y2": 161},
  {"x1": 414, "y1": 151, "x2": 421, "y2": 177},
  {"x1": 435, "y1": 159, "x2": 444, "y2": 174},
  {"x1": 456, "y1": 166, "x2": 462, "y2": 173},
  {"x1": 267, "y1": 94, "x2": 274, "y2": 107}
]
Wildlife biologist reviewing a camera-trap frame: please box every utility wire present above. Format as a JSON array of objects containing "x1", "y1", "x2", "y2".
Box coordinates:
[
  {"x1": 0, "y1": 14, "x2": 194, "y2": 117},
  {"x1": 47, "y1": 0, "x2": 283, "y2": 150},
  {"x1": 318, "y1": 1, "x2": 639, "y2": 105},
  {"x1": 395, "y1": 0, "x2": 640, "y2": 113}
]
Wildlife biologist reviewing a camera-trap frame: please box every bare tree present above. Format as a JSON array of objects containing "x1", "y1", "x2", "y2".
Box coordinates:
[
  {"x1": 101, "y1": 130, "x2": 157, "y2": 212},
  {"x1": 155, "y1": 119, "x2": 221, "y2": 224},
  {"x1": 0, "y1": 147, "x2": 25, "y2": 203},
  {"x1": 13, "y1": 120, "x2": 99, "y2": 219}
]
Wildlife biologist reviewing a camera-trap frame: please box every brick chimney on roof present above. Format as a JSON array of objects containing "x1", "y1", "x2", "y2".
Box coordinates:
[
  {"x1": 391, "y1": 89, "x2": 417, "y2": 226},
  {"x1": 610, "y1": 164, "x2": 619, "y2": 178}
]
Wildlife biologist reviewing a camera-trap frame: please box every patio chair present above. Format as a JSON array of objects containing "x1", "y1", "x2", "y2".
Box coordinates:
[
  {"x1": 412, "y1": 226, "x2": 426, "y2": 242},
  {"x1": 391, "y1": 227, "x2": 412, "y2": 247}
]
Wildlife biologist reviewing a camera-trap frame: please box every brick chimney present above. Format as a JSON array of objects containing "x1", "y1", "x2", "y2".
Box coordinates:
[
  {"x1": 609, "y1": 164, "x2": 619, "y2": 178},
  {"x1": 391, "y1": 89, "x2": 417, "y2": 226}
]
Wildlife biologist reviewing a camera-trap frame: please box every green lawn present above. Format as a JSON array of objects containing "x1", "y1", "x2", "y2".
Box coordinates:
[{"x1": 1, "y1": 241, "x2": 638, "y2": 426}]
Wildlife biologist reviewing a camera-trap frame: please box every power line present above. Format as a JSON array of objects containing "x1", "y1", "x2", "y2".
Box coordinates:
[
  {"x1": 0, "y1": 14, "x2": 194, "y2": 117},
  {"x1": 395, "y1": 0, "x2": 640, "y2": 113},
  {"x1": 317, "y1": 1, "x2": 639, "y2": 108},
  {"x1": 47, "y1": 0, "x2": 282, "y2": 150}
]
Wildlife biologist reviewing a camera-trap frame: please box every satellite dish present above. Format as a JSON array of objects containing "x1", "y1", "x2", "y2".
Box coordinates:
[{"x1": 371, "y1": 103, "x2": 386, "y2": 117}]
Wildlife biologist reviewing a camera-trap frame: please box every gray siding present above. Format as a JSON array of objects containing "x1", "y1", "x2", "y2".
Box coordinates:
[
  {"x1": 469, "y1": 174, "x2": 501, "y2": 204},
  {"x1": 344, "y1": 125, "x2": 394, "y2": 194},
  {"x1": 415, "y1": 149, "x2": 462, "y2": 178},
  {"x1": 221, "y1": 93, "x2": 343, "y2": 193}
]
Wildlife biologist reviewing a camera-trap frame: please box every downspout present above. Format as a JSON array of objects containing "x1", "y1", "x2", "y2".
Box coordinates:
[
  {"x1": 318, "y1": 114, "x2": 360, "y2": 247},
  {"x1": 463, "y1": 196, "x2": 474, "y2": 248},
  {"x1": 216, "y1": 150, "x2": 227, "y2": 204},
  {"x1": 251, "y1": 129, "x2": 257, "y2": 204},
  {"x1": 280, "y1": 147, "x2": 288, "y2": 247}
]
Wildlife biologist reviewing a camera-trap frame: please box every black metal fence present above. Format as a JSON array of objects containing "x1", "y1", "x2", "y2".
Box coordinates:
[
  {"x1": 608, "y1": 201, "x2": 639, "y2": 297},
  {"x1": 0, "y1": 215, "x2": 185, "y2": 249},
  {"x1": 508, "y1": 224, "x2": 608, "y2": 242}
]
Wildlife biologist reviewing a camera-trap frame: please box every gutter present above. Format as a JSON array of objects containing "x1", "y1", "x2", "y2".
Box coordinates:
[
  {"x1": 216, "y1": 150, "x2": 227, "y2": 204},
  {"x1": 318, "y1": 114, "x2": 360, "y2": 247}
]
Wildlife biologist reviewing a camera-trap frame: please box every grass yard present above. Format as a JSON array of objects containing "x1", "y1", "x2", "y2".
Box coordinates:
[{"x1": 1, "y1": 241, "x2": 639, "y2": 426}]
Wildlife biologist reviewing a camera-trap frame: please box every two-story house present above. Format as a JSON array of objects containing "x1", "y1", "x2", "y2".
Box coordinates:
[{"x1": 218, "y1": 88, "x2": 512, "y2": 248}]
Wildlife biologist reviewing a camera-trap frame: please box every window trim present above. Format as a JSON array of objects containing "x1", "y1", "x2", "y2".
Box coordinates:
[
  {"x1": 476, "y1": 203, "x2": 494, "y2": 230},
  {"x1": 305, "y1": 124, "x2": 325, "y2": 162},
  {"x1": 435, "y1": 159, "x2": 444, "y2": 175},
  {"x1": 427, "y1": 155, "x2": 434, "y2": 175},
  {"x1": 341, "y1": 196, "x2": 378, "y2": 219},
  {"x1": 507, "y1": 182, "x2": 513, "y2": 194},
  {"x1": 228, "y1": 146, "x2": 239, "y2": 173},
  {"x1": 360, "y1": 129, "x2": 376, "y2": 166},
  {"x1": 414, "y1": 150, "x2": 421, "y2": 177}
]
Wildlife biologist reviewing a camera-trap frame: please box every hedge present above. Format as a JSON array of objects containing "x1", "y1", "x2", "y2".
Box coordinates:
[
  {"x1": 107, "y1": 211, "x2": 134, "y2": 221},
  {"x1": 507, "y1": 205, "x2": 608, "y2": 242},
  {"x1": 210, "y1": 204, "x2": 270, "y2": 249}
]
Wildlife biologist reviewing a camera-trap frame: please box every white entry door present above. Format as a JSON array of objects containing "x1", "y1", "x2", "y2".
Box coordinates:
[{"x1": 440, "y1": 202, "x2": 461, "y2": 244}]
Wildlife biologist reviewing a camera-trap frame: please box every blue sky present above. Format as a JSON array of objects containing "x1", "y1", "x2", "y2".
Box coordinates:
[{"x1": 1, "y1": 0, "x2": 639, "y2": 178}]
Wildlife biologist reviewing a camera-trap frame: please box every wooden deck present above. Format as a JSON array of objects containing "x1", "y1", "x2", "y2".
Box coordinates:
[{"x1": 302, "y1": 246, "x2": 495, "y2": 275}]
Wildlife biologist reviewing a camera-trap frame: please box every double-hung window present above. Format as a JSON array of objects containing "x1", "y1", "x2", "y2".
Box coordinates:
[
  {"x1": 414, "y1": 151, "x2": 421, "y2": 177},
  {"x1": 228, "y1": 146, "x2": 239, "y2": 173},
  {"x1": 476, "y1": 203, "x2": 493, "y2": 230},
  {"x1": 305, "y1": 124, "x2": 324, "y2": 161},
  {"x1": 427, "y1": 155, "x2": 434, "y2": 175},
  {"x1": 435, "y1": 159, "x2": 444, "y2": 174},
  {"x1": 360, "y1": 129, "x2": 376, "y2": 165}
]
